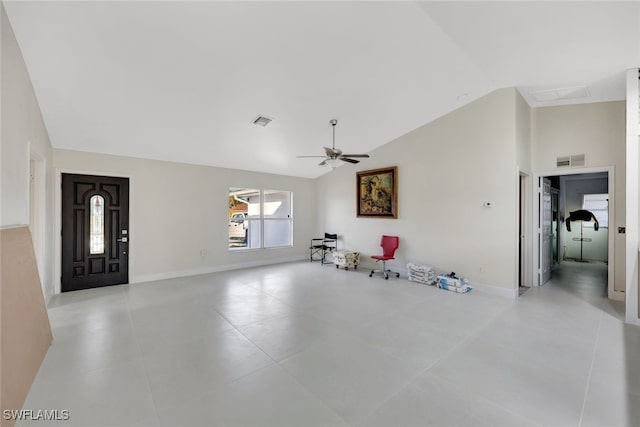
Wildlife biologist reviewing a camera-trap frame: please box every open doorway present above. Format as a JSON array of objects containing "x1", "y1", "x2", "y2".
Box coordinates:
[
  {"x1": 551, "y1": 185, "x2": 560, "y2": 266},
  {"x1": 519, "y1": 172, "x2": 530, "y2": 296},
  {"x1": 536, "y1": 170, "x2": 613, "y2": 301}
]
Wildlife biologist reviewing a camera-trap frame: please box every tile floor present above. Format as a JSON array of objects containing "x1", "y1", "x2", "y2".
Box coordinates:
[{"x1": 18, "y1": 260, "x2": 639, "y2": 427}]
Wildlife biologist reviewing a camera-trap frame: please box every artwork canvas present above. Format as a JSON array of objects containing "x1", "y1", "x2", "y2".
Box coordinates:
[{"x1": 356, "y1": 166, "x2": 397, "y2": 218}]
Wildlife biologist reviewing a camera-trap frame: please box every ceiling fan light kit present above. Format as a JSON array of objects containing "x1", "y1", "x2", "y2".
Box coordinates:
[
  {"x1": 297, "y1": 119, "x2": 370, "y2": 169},
  {"x1": 324, "y1": 158, "x2": 341, "y2": 169}
]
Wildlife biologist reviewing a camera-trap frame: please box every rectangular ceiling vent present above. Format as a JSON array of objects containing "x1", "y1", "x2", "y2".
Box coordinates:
[
  {"x1": 532, "y1": 86, "x2": 590, "y2": 103},
  {"x1": 252, "y1": 115, "x2": 273, "y2": 127},
  {"x1": 556, "y1": 154, "x2": 586, "y2": 168}
]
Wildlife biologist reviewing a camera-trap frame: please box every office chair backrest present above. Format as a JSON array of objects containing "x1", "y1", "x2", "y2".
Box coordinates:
[
  {"x1": 325, "y1": 233, "x2": 337, "y2": 240},
  {"x1": 380, "y1": 235, "x2": 399, "y2": 257}
]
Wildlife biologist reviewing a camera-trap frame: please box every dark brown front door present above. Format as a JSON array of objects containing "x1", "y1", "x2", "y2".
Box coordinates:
[{"x1": 62, "y1": 174, "x2": 129, "y2": 292}]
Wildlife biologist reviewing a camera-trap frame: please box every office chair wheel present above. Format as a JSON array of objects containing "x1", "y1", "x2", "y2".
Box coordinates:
[
  {"x1": 385, "y1": 275, "x2": 389, "y2": 280},
  {"x1": 369, "y1": 272, "x2": 373, "y2": 277},
  {"x1": 396, "y1": 273, "x2": 400, "y2": 278}
]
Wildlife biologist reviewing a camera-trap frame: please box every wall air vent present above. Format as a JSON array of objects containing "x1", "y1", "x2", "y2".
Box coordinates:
[
  {"x1": 556, "y1": 156, "x2": 571, "y2": 168},
  {"x1": 556, "y1": 154, "x2": 586, "y2": 168},
  {"x1": 570, "y1": 154, "x2": 586, "y2": 167}
]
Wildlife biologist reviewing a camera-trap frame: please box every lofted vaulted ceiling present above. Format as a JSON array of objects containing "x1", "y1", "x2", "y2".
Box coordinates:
[{"x1": 4, "y1": 1, "x2": 639, "y2": 178}]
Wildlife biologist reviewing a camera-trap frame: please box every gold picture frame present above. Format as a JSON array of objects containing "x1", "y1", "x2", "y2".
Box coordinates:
[{"x1": 356, "y1": 166, "x2": 398, "y2": 218}]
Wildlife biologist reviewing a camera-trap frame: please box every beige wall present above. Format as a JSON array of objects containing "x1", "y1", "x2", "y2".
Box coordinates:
[
  {"x1": 1, "y1": 227, "x2": 52, "y2": 427},
  {"x1": 52, "y1": 149, "x2": 316, "y2": 285},
  {"x1": 532, "y1": 101, "x2": 626, "y2": 292},
  {"x1": 516, "y1": 90, "x2": 532, "y2": 173},
  {"x1": 316, "y1": 88, "x2": 521, "y2": 296},
  {"x1": 1, "y1": 5, "x2": 54, "y2": 300},
  {"x1": 1, "y1": 5, "x2": 51, "y2": 226}
]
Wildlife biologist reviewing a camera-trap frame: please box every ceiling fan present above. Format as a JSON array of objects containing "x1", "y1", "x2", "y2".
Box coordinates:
[{"x1": 297, "y1": 119, "x2": 370, "y2": 167}]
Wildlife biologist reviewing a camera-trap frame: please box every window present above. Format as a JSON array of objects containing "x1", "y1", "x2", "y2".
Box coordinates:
[
  {"x1": 229, "y1": 188, "x2": 292, "y2": 250},
  {"x1": 263, "y1": 190, "x2": 293, "y2": 248},
  {"x1": 89, "y1": 194, "x2": 105, "y2": 254},
  {"x1": 582, "y1": 194, "x2": 608, "y2": 228}
]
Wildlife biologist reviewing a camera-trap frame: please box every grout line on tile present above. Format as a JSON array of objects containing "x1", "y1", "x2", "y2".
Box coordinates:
[
  {"x1": 482, "y1": 399, "x2": 544, "y2": 427},
  {"x1": 248, "y1": 362, "x2": 354, "y2": 427},
  {"x1": 353, "y1": 295, "x2": 515, "y2": 423},
  {"x1": 578, "y1": 310, "x2": 604, "y2": 427},
  {"x1": 123, "y1": 286, "x2": 162, "y2": 426}
]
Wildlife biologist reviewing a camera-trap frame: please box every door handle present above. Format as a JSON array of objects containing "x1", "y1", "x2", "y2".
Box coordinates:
[{"x1": 117, "y1": 237, "x2": 128, "y2": 243}]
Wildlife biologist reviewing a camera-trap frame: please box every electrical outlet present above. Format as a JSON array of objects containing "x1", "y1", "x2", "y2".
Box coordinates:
[
  {"x1": 619, "y1": 227, "x2": 626, "y2": 234},
  {"x1": 200, "y1": 249, "x2": 208, "y2": 258}
]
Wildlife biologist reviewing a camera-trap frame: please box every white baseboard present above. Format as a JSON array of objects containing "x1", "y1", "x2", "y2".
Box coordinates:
[
  {"x1": 129, "y1": 256, "x2": 517, "y2": 300},
  {"x1": 609, "y1": 290, "x2": 625, "y2": 302},
  {"x1": 361, "y1": 259, "x2": 516, "y2": 299},
  {"x1": 467, "y1": 280, "x2": 518, "y2": 299},
  {"x1": 130, "y1": 255, "x2": 307, "y2": 284}
]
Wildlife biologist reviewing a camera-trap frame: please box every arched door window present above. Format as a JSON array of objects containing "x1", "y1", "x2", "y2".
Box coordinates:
[{"x1": 89, "y1": 195, "x2": 105, "y2": 254}]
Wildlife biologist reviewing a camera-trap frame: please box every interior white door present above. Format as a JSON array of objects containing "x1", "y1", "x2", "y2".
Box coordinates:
[{"x1": 540, "y1": 178, "x2": 552, "y2": 285}]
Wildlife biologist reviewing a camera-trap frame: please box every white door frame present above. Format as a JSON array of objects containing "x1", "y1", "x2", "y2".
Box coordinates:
[
  {"x1": 540, "y1": 177, "x2": 553, "y2": 285},
  {"x1": 533, "y1": 166, "x2": 619, "y2": 300},
  {"x1": 516, "y1": 169, "x2": 532, "y2": 294},
  {"x1": 29, "y1": 144, "x2": 47, "y2": 293},
  {"x1": 53, "y1": 168, "x2": 134, "y2": 295}
]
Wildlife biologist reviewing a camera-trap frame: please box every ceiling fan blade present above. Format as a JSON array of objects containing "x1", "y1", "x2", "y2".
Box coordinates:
[
  {"x1": 340, "y1": 157, "x2": 360, "y2": 164},
  {"x1": 318, "y1": 160, "x2": 327, "y2": 166},
  {"x1": 296, "y1": 155, "x2": 328, "y2": 158},
  {"x1": 340, "y1": 154, "x2": 370, "y2": 158}
]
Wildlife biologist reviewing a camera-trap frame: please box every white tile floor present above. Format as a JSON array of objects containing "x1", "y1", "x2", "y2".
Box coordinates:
[{"x1": 18, "y1": 260, "x2": 640, "y2": 427}]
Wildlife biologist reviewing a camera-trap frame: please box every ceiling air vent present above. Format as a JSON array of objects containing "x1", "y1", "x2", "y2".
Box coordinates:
[
  {"x1": 252, "y1": 115, "x2": 273, "y2": 127},
  {"x1": 556, "y1": 154, "x2": 586, "y2": 168},
  {"x1": 532, "y1": 86, "x2": 590, "y2": 102}
]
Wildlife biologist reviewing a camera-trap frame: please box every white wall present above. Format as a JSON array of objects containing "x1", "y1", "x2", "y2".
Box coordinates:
[
  {"x1": 625, "y1": 68, "x2": 639, "y2": 323},
  {"x1": 1, "y1": 5, "x2": 54, "y2": 301},
  {"x1": 52, "y1": 149, "x2": 316, "y2": 286},
  {"x1": 516, "y1": 90, "x2": 532, "y2": 173},
  {"x1": 316, "y1": 88, "x2": 520, "y2": 295},
  {"x1": 532, "y1": 101, "x2": 625, "y2": 292}
]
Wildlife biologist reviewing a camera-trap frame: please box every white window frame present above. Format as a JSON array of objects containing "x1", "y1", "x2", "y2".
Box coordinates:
[
  {"x1": 229, "y1": 188, "x2": 293, "y2": 251},
  {"x1": 262, "y1": 189, "x2": 293, "y2": 249}
]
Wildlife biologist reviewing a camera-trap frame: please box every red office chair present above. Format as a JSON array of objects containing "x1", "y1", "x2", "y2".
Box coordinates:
[{"x1": 369, "y1": 235, "x2": 400, "y2": 280}]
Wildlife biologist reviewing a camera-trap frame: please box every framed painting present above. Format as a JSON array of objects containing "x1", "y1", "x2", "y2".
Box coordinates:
[{"x1": 356, "y1": 166, "x2": 398, "y2": 218}]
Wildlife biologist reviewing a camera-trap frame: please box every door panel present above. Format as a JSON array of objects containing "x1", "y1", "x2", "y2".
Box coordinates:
[
  {"x1": 540, "y1": 178, "x2": 552, "y2": 285},
  {"x1": 62, "y1": 174, "x2": 129, "y2": 292}
]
